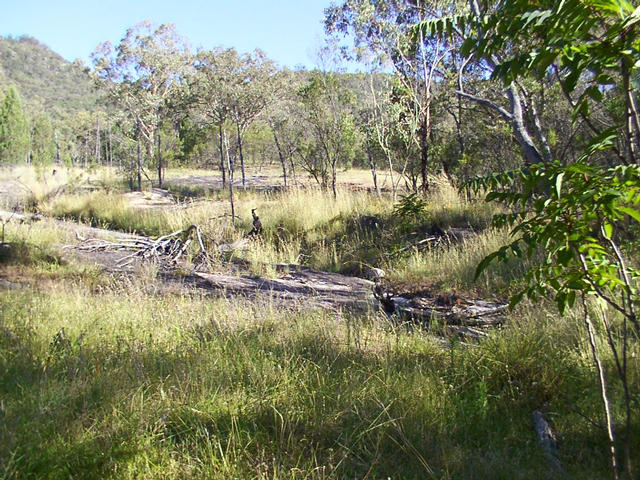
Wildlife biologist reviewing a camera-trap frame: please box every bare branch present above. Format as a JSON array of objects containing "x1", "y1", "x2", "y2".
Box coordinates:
[{"x1": 455, "y1": 90, "x2": 513, "y2": 121}]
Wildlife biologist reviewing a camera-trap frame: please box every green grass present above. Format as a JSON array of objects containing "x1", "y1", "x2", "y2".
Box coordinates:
[
  {"x1": 0, "y1": 278, "x2": 626, "y2": 479},
  {"x1": 1, "y1": 169, "x2": 638, "y2": 478}
]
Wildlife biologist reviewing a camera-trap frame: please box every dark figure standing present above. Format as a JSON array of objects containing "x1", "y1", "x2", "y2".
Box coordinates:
[{"x1": 248, "y1": 208, "x2": 263, "y2": 237}]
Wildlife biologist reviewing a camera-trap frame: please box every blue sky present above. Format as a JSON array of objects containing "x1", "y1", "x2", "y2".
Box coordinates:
[{"x1": 1, "y1": 0, "x2": 337, "y2": 69}]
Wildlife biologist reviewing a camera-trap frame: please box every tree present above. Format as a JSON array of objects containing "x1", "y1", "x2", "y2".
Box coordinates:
[
  {"x1": 91, "y1": 21, "x2": 191, "y2": 189},
  {"x1": 458, "y1": 1, "x2": 640, "y2": 478},
  {"x1": 30, "y1": 114, "x2": 55, "y2": 165},
  {"x1": 228, "y1": 50, "x2": 277, "y2": 187},
  {"x1": 192, "y1": 48, "x2": 277, "y2": 187},
  {"x1": 326, "y1": 0, "x2": 458, "y2": 192},
  {"x1": 265, "y1": 69, "x2": 305, "y2": 188},
  {"x1": 410, "y1": 0, "x2": 555, "y2": 167},
  {"x1": 191, "y1": 47, "x2": 239, "y2": 186},
  {"x1": 298, "y1": 71, "x2": 357, "y2": 198},
  {"x1": 0, "y1": 86, "x2": 29, "y2": 164}
]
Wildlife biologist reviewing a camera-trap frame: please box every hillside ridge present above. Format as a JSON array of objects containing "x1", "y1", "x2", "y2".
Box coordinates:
[{"x1": 0, "y1": 35, "x2": 98, "y2": 119}]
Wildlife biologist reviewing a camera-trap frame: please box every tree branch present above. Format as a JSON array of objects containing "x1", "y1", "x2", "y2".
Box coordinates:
[{"x1": 456, "y1": 90, "x2": 512, "y2": 122}]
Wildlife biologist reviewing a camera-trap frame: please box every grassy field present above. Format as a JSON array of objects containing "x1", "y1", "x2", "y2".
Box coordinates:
[{"x1": 1, "y1": 165, "x2": 638, "y2": 479}]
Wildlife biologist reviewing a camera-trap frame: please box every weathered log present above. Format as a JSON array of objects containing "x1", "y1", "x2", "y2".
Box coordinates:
[
  {"x1": 533, "y1": 410, "x2": 563, "y2": 474},
  {"x1": 387, "y1": 295, "x2": 507, "y2": 326}
]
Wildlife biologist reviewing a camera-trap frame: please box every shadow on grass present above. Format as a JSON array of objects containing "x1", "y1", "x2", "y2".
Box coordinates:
[{"x1": 0, "y1": 300, "x2": 622, "y2": 479}]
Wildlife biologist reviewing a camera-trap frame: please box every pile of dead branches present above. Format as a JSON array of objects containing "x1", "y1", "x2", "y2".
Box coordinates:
[{"x1": 67, "y1": 224, "x2": 212, "y2": 269}]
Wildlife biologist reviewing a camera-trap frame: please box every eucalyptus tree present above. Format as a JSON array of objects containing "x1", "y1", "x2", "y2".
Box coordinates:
[
  {"x1": 91, "y1": 21, "x2": 192, "y2": 189},
  {"x1": 192, "y1": 48, "x2": 278, "y2": 186},
  {"x1": 326, "y1": 0, "x2": 458, "y2": 192},
  {"x1": 298, "y1": 70, "x2": 358, "y2": 198},
  {"x1": 192, "y1": 47, "x2": 239, "y2": 186},
  {"x1": 265, "y1": 69, "x2": 305, "y2": 187},
  {"x1": 412, "y1": 0, "x2": 558, "y2": 167},
  {"x1": 228, "y1": 50, "x2": 277, "y2": 187},
  {"x1": 0, "y1": 86, "x2": 29, "y2": 164}
]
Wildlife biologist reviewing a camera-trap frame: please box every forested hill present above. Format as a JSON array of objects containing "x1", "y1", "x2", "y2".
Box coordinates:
[{"x1": 0, "y1": 35, "x2": 98, "y2": 120}]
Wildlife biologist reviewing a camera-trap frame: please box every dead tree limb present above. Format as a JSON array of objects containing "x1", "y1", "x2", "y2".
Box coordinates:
[{"x1": 65, "y1": 224, "x2": 213, "y2": 269}]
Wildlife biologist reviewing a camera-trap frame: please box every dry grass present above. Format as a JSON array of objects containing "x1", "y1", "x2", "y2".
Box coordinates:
[{"x1": 0, "y1": 171, "x2": 635, "y2": 479}]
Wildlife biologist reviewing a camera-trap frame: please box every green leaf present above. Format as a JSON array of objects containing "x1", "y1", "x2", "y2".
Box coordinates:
[
  {"x1": 557, "y1": 247, "x2": 573, "y2": 266},
  {"x1": 509, "y1": 291, "x2": 524, "y2": 310},
  {"x1": 461, "y1": 37, "x2": 475, "y2": 57},
  {"x1": 556, "y1": 291, "x2": 567, "y2": 315},
  {"x1": 602, "y1": 221, "x2": 613, "y2": 239},
  {"x1": 618, "y1": 205, "x2": 640, "y2": 223},
  {"x1": 567, "y1": 290, "x2": 577, "y2": 308},
  {"x1": 474, "y1": 251, "x2": 500, "y2": 280}
]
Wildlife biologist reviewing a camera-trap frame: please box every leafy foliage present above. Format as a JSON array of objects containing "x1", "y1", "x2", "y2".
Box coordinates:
[
  {"x1": 473, "y1": 161, "x2": 640, "y2": 320},
  {"x1": 0, "y1": 86, "x2": 29, "y2": 164},
  {"x1": 451, "y1": 2, "x2": 640, "y2": 474},
  {"x1": 91, "y1": 21, "x2": 192, "y2": 188},
  {"x1": 393, "y1": 192, "x2": 428, "y2": 222}
]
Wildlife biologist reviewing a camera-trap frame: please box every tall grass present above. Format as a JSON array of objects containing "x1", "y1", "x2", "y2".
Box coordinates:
[
  {"x1": 386, "y1": 227, "x2": 534, "y2": 295},
  {"x1": 33, "y1": 176, "x2": 517, "y2": 292},
  {"x1": 0, "y1": 165, "x2": 123, "y2": 210},
  {"x1": 1, "y1": 173, "x2": 636, "y2": 479},
  {"x1": 14, "y1": 168, "x2": 523, "y2": 294},
  {"x1": 0, "y1": 277, "x2": 621, "y2": 479}
]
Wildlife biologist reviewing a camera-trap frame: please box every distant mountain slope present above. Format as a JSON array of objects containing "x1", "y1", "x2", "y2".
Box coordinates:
[{"x1": 0, "y1": 35, "x2": 98, "y2": 120}]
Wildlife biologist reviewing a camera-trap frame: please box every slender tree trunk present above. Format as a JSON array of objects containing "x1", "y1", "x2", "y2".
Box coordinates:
[
  {"x1": 456, "y1": 94, "x2": 465, "y2": 156},
  {"x1": 366, "y1": 143, "x2": 380, "y2": 197},
  {"x1": 95, "y1": 119, "x2": 100, "y2": 165},
  {"x1": 224, "y1": 131, "x2": 235, "y2": 226},
  {"x1": 272, "y1": 127, "x2": 288, "y2": 188},
  {"x1": 54, "y1": 131, "x2": 61, "y2": 164},
  {"x1": 236, "y1": 122, "x2": 246, "y2": 189},
  {"x1": 622, "y1": 59, "x2": 640, "y2": 164},
  {"x1": 289, "y1": 155, "x2": 297, "y2": 186},
  {"x1": 331, "y1": 160, "x2": 337, "y2": 200},
  {"x1": 583, "y1": 301, "x2": 619, "y2": 480},
  {"x1": 218, "y1": 123, "x2": 226, "y2": 186},
  {"x1": 419, "y1": 120, "x2": 430, "y2": 194},
  {"x1": 386, "y1": 153, "x2": 397, "y2": 202},
  {"x1": 108, "y1": 125, "x2": 113, "y2": 167},
  {"x1": 157, "y1": 130, "x2": 163, "y2": 188},
  {"x1": 136, "y1": 118, "x2": 142, "y2": 191}
]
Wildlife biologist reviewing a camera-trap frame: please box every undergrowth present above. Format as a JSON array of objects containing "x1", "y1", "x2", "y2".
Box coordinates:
[
  {"x1": 0, "y1": 279, "x2": 624, "y2": 480},
  {"x1": 1, "y1": 168, "x2": 637, "y2": 478},
  {"x1": 36, "y1": 176, "x2": 502, "y2": 293}
]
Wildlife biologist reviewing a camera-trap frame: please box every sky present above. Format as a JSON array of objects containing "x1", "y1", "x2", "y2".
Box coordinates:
[{"x1": 1, "y1": 0, "x2": 338, "y2": 69}]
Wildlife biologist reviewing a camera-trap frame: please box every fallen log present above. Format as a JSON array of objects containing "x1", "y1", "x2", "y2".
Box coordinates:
[
  {"x1": 373, "y1": 285, "x2": 508, "y2": 332},
  {"x1": 389, "y1": 295, "x2": 507, "y2": 326}
]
